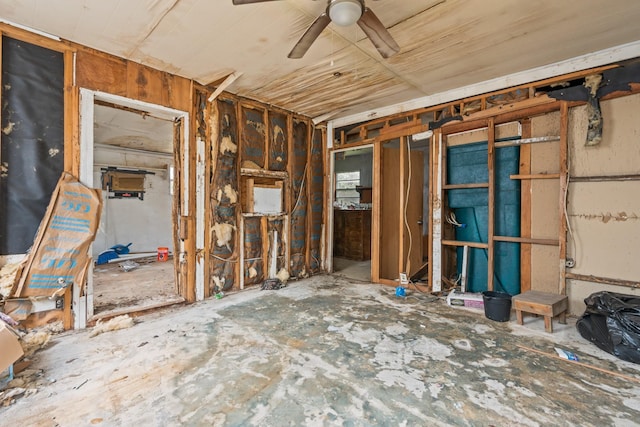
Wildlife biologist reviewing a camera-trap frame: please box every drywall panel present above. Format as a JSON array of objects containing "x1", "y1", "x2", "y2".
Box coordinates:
[
  {"x1": 570, "y1": 96, "x2": 640, "y2": 176},
  {"x1": 568, "y1": 181, "x2": 640, "y2": 277},
  {"x1": 564, "y1": 94, "x2": 640, "y2": 312},
  {"x1": 567, "y1": 279, "x2": 640, "y2": 316}
]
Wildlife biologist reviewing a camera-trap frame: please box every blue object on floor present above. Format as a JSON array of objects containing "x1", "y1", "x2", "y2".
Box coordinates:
[
  {"x1": 97, "y1": 249, "x2": 119, "y2": 265},
  {"x1": 395, "y1": 286, "x2": 406, "y2": 297},
  {"x1": 110, "y1": 243, "x2": 132, "y2": 255}
]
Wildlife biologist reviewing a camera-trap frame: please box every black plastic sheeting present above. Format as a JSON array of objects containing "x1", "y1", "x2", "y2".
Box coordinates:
[
  {"x1": 210, "y1": 98, "x2": 239, "y2": 293},
  {"x1": 244, "y1": 216, "x2": 264, "y2": 285},
  {"x1": 308, "y1": 128, "x2": 323, "y2": 273},
  {"x1": 241, "y1": 106, "x2": 266, "y2": 168},
  {"x1": 577, "y1": 291, "x2": 640, "y2": 364},
  {"x1": 268, "y1": 218, "x2": 286, "y2": 273},
  {"x1": 1, "y1": 37, "x2": 64, "y2": 255},
  {"x1": 268, "y1": 111, "x2": 288, "y2": 171},
  {"x1": 290, "y1": 120, "x2": 308, "y2": 277}
]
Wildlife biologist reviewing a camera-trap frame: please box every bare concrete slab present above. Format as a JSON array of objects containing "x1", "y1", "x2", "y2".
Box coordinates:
[{"x1": 2, "y1": 275, "x2": 639, "y2": 426}]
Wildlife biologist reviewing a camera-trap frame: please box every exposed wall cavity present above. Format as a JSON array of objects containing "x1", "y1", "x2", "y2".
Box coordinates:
[
  {"x1": 308, "y1": 128, "x2": 324, "y2": 273},
  {"x1": 210, "y1": 98, "x2": 239, "y2": 293},
  {"x1": 269, "y1": 111, "x2": 288, "y2": 171},
  {"x1": 268, "y1": 218, "x2": 286, "y2": 278},
  {"x1": 241, "y1": 106, "x2": 266, "y2": 169},
  {"x1": 290, "y1": 120, "x2": 309, "y2": 278},
  {"x1": 243, "y1": 216, "x2": 263, "y2": 285}
]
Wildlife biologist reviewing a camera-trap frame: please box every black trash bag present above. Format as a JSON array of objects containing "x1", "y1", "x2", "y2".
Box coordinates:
[{"x1": 576, "y1": 291, "x2": 640, "y2": 364}]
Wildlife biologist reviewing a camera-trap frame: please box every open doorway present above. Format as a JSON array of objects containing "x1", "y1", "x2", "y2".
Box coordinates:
[
  {"x1": 90, "y1": 102, "x2": 183, "y2": 318},
  {"x1": 77, "y1": 90, "x2": 192, "y2": 328},
  {"x1": 332, "y1": 146, "x2": 373, "y2": 281},
  {"x1": 377, "y1": 134, "x2": 430, "y2": 287}
]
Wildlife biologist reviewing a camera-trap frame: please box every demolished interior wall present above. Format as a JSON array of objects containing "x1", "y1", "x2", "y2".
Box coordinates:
[{"x1": 209, "y1": 96, "x2": 323, "y2": 292}]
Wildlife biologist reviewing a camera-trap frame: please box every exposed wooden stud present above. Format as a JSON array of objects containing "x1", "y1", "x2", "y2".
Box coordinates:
[
  {"x1": 442, "y1": 240, "x2": 489, "y2": 249},
  {"x1": 487, "y1": 118, "x2": 496, "y2": 292},
  {"x1": 519, "y1": 119, "x2": 532, "y2": 293},
  {"x1": 207, "y1": 72, "x2": 242, "y2": 102},
  {"x1": 510, "y1": 173, "x2": 561, "y2": 180},
  {"x1": 559, "y1": 102, "x2": 569, "y2": 295},
  {"x1": 494, "y1": 236, "x2": 558, "y2": 246},
  {"x1": 443, "y1": 183, "x2": 489, "y2": 190},
  {"x1": 398, "y1": 136, "x2": 407, "y2": 276},
  {"x1": 495, "y1": 135, "x2": 560, "y2": 148},
  {"x1": 371, "y1": 142, "x2": 382, "y2": 282}
]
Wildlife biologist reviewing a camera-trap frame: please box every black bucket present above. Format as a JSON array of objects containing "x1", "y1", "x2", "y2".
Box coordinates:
[{"x1": 482, "y1": 291, "x2": 512, "y2": 322}]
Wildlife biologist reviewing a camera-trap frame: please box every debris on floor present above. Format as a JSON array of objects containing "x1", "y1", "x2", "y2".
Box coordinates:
[
  {"x1": 119, "y1": 260, "x2": 140, "y2": 272},
  {"x1": 89, "y1": 314, "x2": 134, "y2": 337},
  {"x1": 0, "y1": 262, "x2": 21, "y2": 298},
  {"x1": 261, "y1": 278, "x2": 284, "y2": 290}
]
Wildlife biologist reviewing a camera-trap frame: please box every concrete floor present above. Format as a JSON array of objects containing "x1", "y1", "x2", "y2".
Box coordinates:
[
  {"x1": 2, "y1": 274, "x2": 640, "y2": 426},
  {"x1": 332, "y1": 257, "x2": 371, "y2": 282}
]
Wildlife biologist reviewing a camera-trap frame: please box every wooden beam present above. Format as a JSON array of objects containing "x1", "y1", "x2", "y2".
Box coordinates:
[
  {"x1": 510, "y1": 173, "x2": 561, "y2": 180},
  {"x1": 565, "y1": 273, "x2": 640, "y2": 289},
  {"x1": 519, "y1": 119, "x2": 532, "y2": 293},
  {"x1": 443, "y1": 183, "x2": 489, "y2": 190},
  {"x1": 487, "y1": 118, "x2": 495, "y2": 291},
  {"x1": 570, "y1": 174, "x2": 640, "y2": 182},
  {"x1": 399, "y1": 136, "x2": 407, "y2": 276},
  {"x1": 442, "y1": 240, "x2": 489, "y2": 249},
  {"x1": 494, "y1": 236, "x2": 558, "y2": 246},
  {"x1": 207, "y1": 72, "x2": 242, "y2": 103},
  {"x1": 371, "y1": 142, "x2": 382, "y2": 282},
  {"x1": 559, "y1": 102, "x2": 569, "y2": 295}
]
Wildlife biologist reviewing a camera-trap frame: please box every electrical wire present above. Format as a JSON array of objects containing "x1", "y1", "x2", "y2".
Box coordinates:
[{"x1": 404, "y1": 138, "x2": 413, "y2": 277}]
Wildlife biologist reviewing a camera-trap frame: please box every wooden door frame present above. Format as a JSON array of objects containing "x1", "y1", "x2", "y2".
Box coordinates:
[{"x1": 78, "y1": 89, "x2": 194, "y2": 329}]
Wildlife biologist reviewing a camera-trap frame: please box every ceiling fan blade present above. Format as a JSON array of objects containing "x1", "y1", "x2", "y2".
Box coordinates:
[
  {"x1": 232, "y1": 0, "x2": 282, "y2": 5},
  {"x1": 288, "y1": 13, "x2": 331, "y2": 59},
  {"x1": 357, "y1": 7, "x2": 400, "y2": 58}
]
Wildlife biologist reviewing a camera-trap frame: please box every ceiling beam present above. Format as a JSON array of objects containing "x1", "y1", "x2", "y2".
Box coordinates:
[{"x1": 330, "y1": 40, "x2": 640, "y2": 128}]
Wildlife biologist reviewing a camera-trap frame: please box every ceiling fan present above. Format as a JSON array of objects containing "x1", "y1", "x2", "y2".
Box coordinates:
[{"x1": 232, "y1": 0, "x2": 400, "y2": 59}]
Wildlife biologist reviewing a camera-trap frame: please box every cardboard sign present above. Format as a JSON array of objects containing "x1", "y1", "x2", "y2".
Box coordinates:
[{"x1": 13, "y1": 172, "x2": 102, "y2": 298}]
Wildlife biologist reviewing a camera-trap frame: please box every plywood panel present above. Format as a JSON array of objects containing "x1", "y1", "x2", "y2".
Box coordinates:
[
  {"x1": 380, "y1": 145, "x2": 400, "y2": 280},
  {"x1": 75, "y1": 49, "x2": 127, "y2": 96},
  {"x1": 529, "y1": 112, "x2": 561, "y2": 292}
]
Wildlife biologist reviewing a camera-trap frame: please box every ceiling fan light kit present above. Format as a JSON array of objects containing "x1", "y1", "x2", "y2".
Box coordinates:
[
  {"x1": 232, "y1": 0, "x2": 399, "y2": 59},
  {"x1": 329, "y1": 0, "x2": 363, "y2": 27}
]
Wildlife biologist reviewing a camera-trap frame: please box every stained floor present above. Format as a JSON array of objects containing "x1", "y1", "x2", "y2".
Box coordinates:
[
  {"x1": 2, "y1": 275, "x2": 640, "y2": 426},
  {"x1": 92, "y1": 256, "x2": 183, "y2": 318}
]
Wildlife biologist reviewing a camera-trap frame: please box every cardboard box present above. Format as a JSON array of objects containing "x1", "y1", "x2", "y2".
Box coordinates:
[
  {"x1": 0, "y1": 322, "x2": 23, "y2": 373},
  {"x1": 447, "y1": 290, "x2": 484, "y2": 309}
]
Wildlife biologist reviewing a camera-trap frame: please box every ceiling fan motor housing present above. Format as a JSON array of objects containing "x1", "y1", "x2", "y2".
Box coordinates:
[{"x1": 328, "y1": 0, "x2": 364, "y2": 26}]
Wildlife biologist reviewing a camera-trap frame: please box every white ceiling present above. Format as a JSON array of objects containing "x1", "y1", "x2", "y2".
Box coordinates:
[
  {"x1": 94, "y1": 104, "x2": 174, "y2": 154},
  {"x1": 3, "y1": 0, "x2": 640, "y2": 120}
]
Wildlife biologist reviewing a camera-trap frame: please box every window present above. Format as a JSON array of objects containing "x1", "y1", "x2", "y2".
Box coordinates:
[{"x1": 335, "y1": 171, "x2": 360, "y2": 205}]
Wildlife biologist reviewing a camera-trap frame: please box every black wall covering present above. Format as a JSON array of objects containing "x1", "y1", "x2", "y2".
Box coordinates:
[
  {"x1": 1, "y1": 37, "x2": 64, "y2": 255},
  {"x1": 243, "y1": 216, "x2": 263, "y2": 285},
  {"x1": 241, "y1": 106, "x2": 265, "y2": 169},
  {"x1": 268, "y1": 111, "x2": 288, "y2": 171},
  {"x1": 290, "y1": 120, "x2": 308, "y2": 277},
  {"x1": 309, "y1": 128, "x2": 323, "y2": 273},
  {"x1": 210, "y1": 98, "x2": 239, "y2": 292}
]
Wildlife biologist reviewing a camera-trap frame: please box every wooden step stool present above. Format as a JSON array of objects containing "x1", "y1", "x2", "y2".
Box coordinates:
[{"x1": 512, "y1": 291, "x2": 568, "y2": 333}]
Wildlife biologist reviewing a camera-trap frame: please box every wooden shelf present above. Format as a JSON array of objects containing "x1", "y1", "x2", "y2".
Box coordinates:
[
  {"x1": 443, "y1": 182, "x2": 489, "y2": 190},
  {"x1": 510, "y1": 173, "x2": 561, "y2": 180},
  {"x1": 442, "y1": 240, "x2": 488, "y2": 249},
  {"x1": 494, "y1": 236, "x2": 559, "y2": 246}
]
